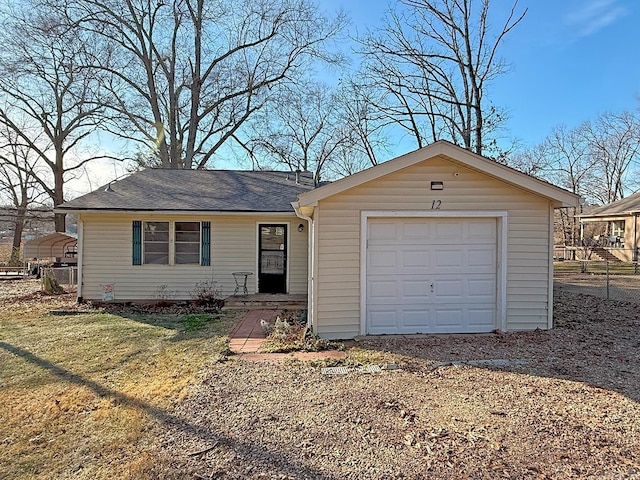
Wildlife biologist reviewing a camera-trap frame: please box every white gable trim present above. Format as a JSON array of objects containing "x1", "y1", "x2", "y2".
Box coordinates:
[{"x1": 298, "y1": 141, "x2": 578, "y2": 208}]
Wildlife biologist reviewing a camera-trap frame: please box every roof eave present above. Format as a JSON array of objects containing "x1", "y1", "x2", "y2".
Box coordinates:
[
  {"x1": 296, "y1": 141, "x2": 579, "y2": 208},
  {"x1": 57, "y1": 207, "x2": 297, "y2": 215}
]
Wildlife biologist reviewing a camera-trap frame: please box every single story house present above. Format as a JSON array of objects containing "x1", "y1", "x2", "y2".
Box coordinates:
[
  {"x1": 578, "y1": 192, "x2": 640, "y2": 262},
  {"x1": 57, "y1": 141, "x2": 579, "y2": 339}
]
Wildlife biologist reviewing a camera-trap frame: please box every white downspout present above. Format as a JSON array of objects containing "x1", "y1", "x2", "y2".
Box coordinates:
[
  {"x1": 292, "y1": 203, "x2": 314, "y2": 331},
  {"x1": 77, "y1": 216, "x2": 84, "y2": 302}
]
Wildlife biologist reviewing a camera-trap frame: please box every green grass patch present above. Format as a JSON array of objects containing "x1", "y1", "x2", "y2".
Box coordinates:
[
  {"x1": 180, "y1": 313, "x2": 215, "y2": 332},
  {"x1": 554, "y1": 261, "x2": 639, "y2": 274}
]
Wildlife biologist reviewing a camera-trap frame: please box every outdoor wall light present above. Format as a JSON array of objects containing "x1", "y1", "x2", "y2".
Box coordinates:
[
  {"x1": 298, "y1": 223, "x2": 305, "y2": 232},
  {"x1": 430, "y1": 181, "x2": 444, "y2": 190}
]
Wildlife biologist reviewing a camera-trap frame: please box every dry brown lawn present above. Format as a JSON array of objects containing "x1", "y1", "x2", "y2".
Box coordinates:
[
  {"x1": 1, "y1": 278, "x2": 640, "y2": 479},
  {"x1": 0, "y1": 280, "x2": 240, "y2": 480}
]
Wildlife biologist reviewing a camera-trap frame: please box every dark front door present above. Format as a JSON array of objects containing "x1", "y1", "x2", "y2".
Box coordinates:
[{"x1": 259, "y1": 224, "x2": 287, "y2": 294}]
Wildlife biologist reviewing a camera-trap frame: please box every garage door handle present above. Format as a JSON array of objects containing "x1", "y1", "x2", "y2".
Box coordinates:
[{"x1": 430, "y1": 282, "x2": 434, "y2": 292}]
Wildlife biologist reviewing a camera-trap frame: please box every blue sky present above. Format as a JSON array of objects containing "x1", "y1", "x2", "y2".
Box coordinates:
[
  {"x1": 325, "y1": 0, "x2": 640, "y2": 149},
  {"x1": 72, "y1": 0, "x2": 639, "y2": 195}
]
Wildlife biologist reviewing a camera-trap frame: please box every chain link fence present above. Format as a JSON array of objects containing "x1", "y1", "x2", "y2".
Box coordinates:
[
  {"x1": 554, "y1": 260, "x2": 640, "y2": 303},
  {"x1": 41, "y1": 266, "x2": 78, "y2": 293}
]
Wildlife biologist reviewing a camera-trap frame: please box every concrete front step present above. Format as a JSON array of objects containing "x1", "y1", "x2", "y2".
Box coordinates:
[
  {"x1": 224, "y1": 303, "x2": 306, "y2": 310},
  {"x1": 224, "y1": 293, "x2": 307, "y2": 310}
]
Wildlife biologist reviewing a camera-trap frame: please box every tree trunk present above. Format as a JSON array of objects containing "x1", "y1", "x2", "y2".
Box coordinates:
[
  {"x1": 9, "y1": 205, "x2": 26, "y2": 266},
  {"x1": 54, "y1": 156, "x2": 66, "y2": 232}
]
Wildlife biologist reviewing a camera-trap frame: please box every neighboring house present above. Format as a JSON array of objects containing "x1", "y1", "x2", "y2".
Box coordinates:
[
  {"x1": 57, "y1": 141, "x2": 579, "y2": 339},
  {"x1": 578, "y1": 192, "x2": 640, "y2": 262}
]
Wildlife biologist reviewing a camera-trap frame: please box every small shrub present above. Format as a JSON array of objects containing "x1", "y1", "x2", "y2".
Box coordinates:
[
  {"x1": 190, "y1": 280, "x2": 224, "y2": 309},
  {"x1": 153, "y1": 284, "x2": 176, "y2": 306}
]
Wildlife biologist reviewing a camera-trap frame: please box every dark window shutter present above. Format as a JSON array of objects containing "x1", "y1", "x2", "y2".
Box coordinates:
[
  {"x1": 201, "y1": 221, "x2": 211, "y2": 266},
  {"x1": 132, "y1": 221, "x2": 142, "y2": 265}
]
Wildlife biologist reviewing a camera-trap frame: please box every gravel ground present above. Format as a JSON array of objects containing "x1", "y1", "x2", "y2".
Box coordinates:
[
  {"x1": 3, "y1": 279, "x2": 639, "y2": 479},
  {"x1": 149, "y1": 289, "x2": 640, "y2": 480}
]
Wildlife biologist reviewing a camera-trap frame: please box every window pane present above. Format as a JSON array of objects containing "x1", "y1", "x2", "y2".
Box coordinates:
[
  {"x1": 176, "y1": 222, "x2": 199, "y2": 232},
  {"x1": 144, "y1": 253, "x2": 169, "y2": 264},
  {"x1": 175, "y1": 253, "x2": 200, "y2": 264},
  {"x1": 175, "y1": 231, "x2": 200, "y2": 242},
  {"x1": 176, "y1": 243, "x2": 200, "y2": 254},
  {"x1": 144, "y1": 221, "x2": 169, "y2": 264},
  {"x1": 175, "y1": 222, "x2": 200, "y2": 264}
]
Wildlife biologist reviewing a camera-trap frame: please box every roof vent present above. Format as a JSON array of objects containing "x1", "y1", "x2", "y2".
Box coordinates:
[
  {"x1": 295, "y1": 169, "x2": 301, "y2": 185},
  {"x1": 104, "y1": 183, "x2": 114, "y2": 192}
]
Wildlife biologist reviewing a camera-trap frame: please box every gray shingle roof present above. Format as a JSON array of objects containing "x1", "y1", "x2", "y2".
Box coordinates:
[
  {"x1": 580, "y1": 191, "x2": 640, "y2": 218},
  {"x1": 57, "y1": 169, "x2": 317, "y2": 212}
]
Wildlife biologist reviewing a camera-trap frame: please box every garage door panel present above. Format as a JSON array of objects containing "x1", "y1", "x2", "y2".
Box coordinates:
[
  {"x1": 467, "y1": 308, "x2": 496, "y2": 327},
  {"x1": 402, "y1": 309, "x2": 430, "y2": 328},
  {"x1": 468, "y1": 220, "x2": 497, "y2": 239},
  {"x1": 434, "y1": 280, "x2": 463, "y2": 299},
  {"x1": 434, "y1": 220, "x2": 463, "y2": 239},
  {"x1": 367, "y1": 248, "x2": 397, "y2": 270},
  {"x1": 434, "y1": 308, "x2": 463, "y2": 328},
  {"x1": 368, "y1": 309, "x2": 398, "y2": 331},
  {"x1": 367, "y1": 279, "x2": 397, "y2": 302},
  {"x1": 402, "y1": 280, "x2": 429, "y2": 300},
  {"x1": 402, "y1": 221, "x2": 430, "y2": 238},
  {"x1": 468, "y1": 248, "x2": 495, "y2": 268},
  {"x1": 366, "y1": 217, "x2": 498, "y2": 335},
  {"x1": 400, "y1": 250, "x2": 429, "y2": 269},
  {"x1": 434, "y1": 249, "x2": 464, "y2": 269},
  {"x1": 368, "y1": 221, "x2": 398, "y2": 241},
  {"x1": 467, "y1": 278, "x2": 496, "y2": 298}
]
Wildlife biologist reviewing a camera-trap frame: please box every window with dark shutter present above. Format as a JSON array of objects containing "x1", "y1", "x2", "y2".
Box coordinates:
[
  {"x1": 201, "y1": 221, "x2": 211, "y2": 266},
  {"x1": 132, "y1": 220, "x2": 142, "y2": 265}
]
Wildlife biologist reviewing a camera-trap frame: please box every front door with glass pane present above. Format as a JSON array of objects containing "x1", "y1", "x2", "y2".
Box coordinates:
[{"x1": 259, "y1": 224, "x2": 287, "y2": 294}]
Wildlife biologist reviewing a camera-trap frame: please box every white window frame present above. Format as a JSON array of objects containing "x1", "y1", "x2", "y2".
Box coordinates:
[{"x1": 142, "y1": 220, "x2": 202, "y2": 266}]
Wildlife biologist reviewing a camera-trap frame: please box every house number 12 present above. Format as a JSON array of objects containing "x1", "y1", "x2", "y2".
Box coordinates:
[{"x1": 431, "y1": 200, "x2": 442, "y2": 210}]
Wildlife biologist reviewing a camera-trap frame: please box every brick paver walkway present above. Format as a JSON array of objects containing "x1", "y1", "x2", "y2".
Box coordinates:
[
  {"x1": 228, "y1": 309, "x2": 349, "y2": 362},
  {"x1": 228, "y1": 309, "x2": 276, "y2": 354}
]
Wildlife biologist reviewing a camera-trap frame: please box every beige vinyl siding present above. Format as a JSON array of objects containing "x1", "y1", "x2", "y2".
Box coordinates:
[
  {"x1": 79, "y1": 213, "x2": 307, "y2": 301},
  {"x1": 314, "y1": 156, "x2": 552, "y2": 339}
]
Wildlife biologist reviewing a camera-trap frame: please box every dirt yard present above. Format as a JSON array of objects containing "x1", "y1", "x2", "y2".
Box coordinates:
[
  {"x1": 1, "y1": 279, "x2": 640, "y2": 479},
  {"x1": 555, "y1": 272, "x2": 640, "y2": 303},
  {"x1": 147, "y1": 286, "x2": 640, "y2": 479}
]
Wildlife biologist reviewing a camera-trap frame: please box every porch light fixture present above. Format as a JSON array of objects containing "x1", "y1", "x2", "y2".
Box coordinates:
[
  {"x1": 298, "y1": 223, "x2": 305, "y2": 232},
  {"x1": 430, "y1": 181, "x2": 444, "y2": 190}
]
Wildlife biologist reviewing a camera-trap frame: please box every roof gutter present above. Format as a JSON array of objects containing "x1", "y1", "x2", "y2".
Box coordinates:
[{"x1": 53, "y1": 208, "x2": 298, "y2": 216}]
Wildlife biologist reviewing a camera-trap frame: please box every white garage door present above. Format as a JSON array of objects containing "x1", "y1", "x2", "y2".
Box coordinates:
[{"x1": 366, "y1": 217, "x2": 497, "y2": 334}]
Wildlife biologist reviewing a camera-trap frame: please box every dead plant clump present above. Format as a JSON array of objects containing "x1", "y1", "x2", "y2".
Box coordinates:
[{"x1": 259, "y1": 310, "x2": 338, "y2": 353}]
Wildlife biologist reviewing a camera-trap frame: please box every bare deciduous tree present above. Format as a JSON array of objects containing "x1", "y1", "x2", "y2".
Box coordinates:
[
  {"x1": 59, "y1": 0, "x2": 346, "y2": 170},
  {"x1": 359, "y1": 0, "x2": 526, "y2": 156},
  {"x1": 0, "y1": 3, "x2": 110, "y2": 231},
  {"x1": 583, "y1": 111, "x2": 640, "y2": 204},
  {"x1": 247, "y1": 82, "x2": 351, "y2": 183},
  {"x1": 0, "y1": 122, "x2": 48, "y2": 265}
]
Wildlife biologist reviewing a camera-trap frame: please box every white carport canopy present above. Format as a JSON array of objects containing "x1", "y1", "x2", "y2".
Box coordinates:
[{"x1": 23, "y1": 233, "x2": 77, "y2": 259}]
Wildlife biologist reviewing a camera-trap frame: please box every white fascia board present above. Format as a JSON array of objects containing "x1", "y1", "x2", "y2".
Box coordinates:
[{"x1": 55, "y1": 209, "x2": 298, "y2": 216}]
